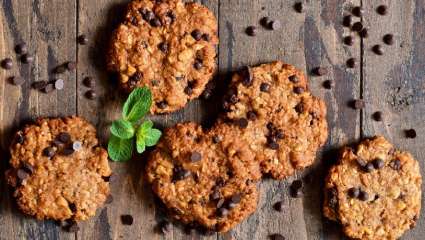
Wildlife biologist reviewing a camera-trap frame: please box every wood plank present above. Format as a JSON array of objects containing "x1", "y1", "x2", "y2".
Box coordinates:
[
  {"x1": 361, "y1": 1, "x2": 425, "y2": 239},
  {"x1": 0, "y1": 0, "x2": 77, "y2": 239}
]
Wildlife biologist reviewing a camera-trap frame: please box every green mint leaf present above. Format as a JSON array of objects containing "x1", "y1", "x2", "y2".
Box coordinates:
[
  {"x1": 110, "y1": 119, "x2": 135, "y2": 139},
  {"x1": 108, "y1": 135, "x2": 133, "y2": 162},
  {"x1": 135, "y1": 120, "x2": 161, "y2": 153},
  {"x1": 145, "y1": 128, "x2": 162, "y2": 147},
  {"x1": 136, "y1": 140, "x2": 146, "y2": 154},
  {"x1": 122, "y1": 87, "x2": 152, "y2": 123}
]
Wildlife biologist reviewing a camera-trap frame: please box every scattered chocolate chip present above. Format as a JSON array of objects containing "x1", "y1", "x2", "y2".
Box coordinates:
[
  {"x1": 270, "y1": 20, "x2": 281, "y2": 30},
  {"x1": 343, "y1": 15, "x2": 352, "y2": 27},
  {"x1": 294, "y1": 2, "x2": 303, "y2": 13},
  {"x1": 372, "y1": 158, "x2": 385, "y2": 169},
  {"x1": 32, "y1": 81, "x2": 47, "y2": 90},
  {"x1": 190, "y1": 151, "x2": 202, "y2": 162},
  {"x1": 105, "y1": 194, "x2": 113, "y2": 204},
  {"x1": 260, "y1": 82, "x2": 270, "y2": 92},
  {"x1": 293, "y1": 87, "x2": 304, "y2": 94},
  {"x1": 15, "y1": 43, "x2": 28, "y2": 55},
  {"x1": 57, "y1": 132, "x2": 71, "y2": 143},
  {"x1": 358, "y1": 190, "x2": 369, "y2": 201},
  {"x1": 245, "y1": 26, "x2": 257, "y2": 36},
  {"x1": 21, "y1": 54, "x2": 34, "y2": 64},
  {"x1": 150, "y1": 17, "x2": 162, "y2": 27},
  {"x1": 288, "y1": 75, "x2": 299, "y2": 83},
  {"x1": 352, "y1": 6, "x2": 363, "y2": 17},
  {"x1": 405, "y1": 129, "x2": 417, "y2": 138},
  {"x1": 313, "y1": 67, "x2": 328, "y2": 76},
  {"x1": 54, "y1": 65, "x2": 67, "y2": 74},
  {"x1": 157, "y1": 101, "x2": 167, "y2": 109},
  {"x1": 85, "y1": 90, "x2": 96, "y2": 100},
  {"x1": 372, "y1": 45, "x2": 384, "y2": 55},
  {"x1": 383, "y1": 34, "x2": 394, "y2": 45},
  {"x1": 359, "y1": 28, "x2": 369, "y2": 38},
  {"x1": 247, "y1": 111, "x2": 257, "y2": 120},
  {"x1": 273, "y1": 201, "x2": 284, "y2": 212},
  {"x1": 364, "y1": 162, "x2": 375, "y2": 173},
  {"x1": 10, "y1": 76, "x2": 25, "y2": 86},
  {"x1": 260, "y1": 17, "x2": 271, "y2": 28},
  {"x1": 352, "y1": 99, "x2": 365, "y2": 109},
  {"x1": 78, "y1": 34, "x2": 88, "y2": 45},
  {"x1": 322, "y1": 80, "x2": 333, "y2": 89},
  {"x1": 389, "y1": 159, "x2": 401, "y2": 170},
  {"x1": 72, "y1": 141, "x2": 82, "y2": 151},
  {"x1": 173, "y1": 166, "x2": 191, "y2": 181},
  {"x1": 269, "y1": 233, "x2": 285, "y2": 240},
  {"x1": 42, "y1": 83, "x2": 55, "y2": 93},
  {"x1": 66, "y1": 221, "x2": 80, "y2": 232},
  {"x1": 347, "y1": 187, "x2": 360, "y2": 198},
  {"x1": 372, "y1": 111, "x2": 383, "y2": 121},
  {"x1": 121, "y1": 215, "x2": 134, "y2": 225},
  {"x1": 159, "y1": 220, "x2": 172, "y2": 234},
  {"x1": 346, "y1": 58, "x2": 356, "y2": 68},
  {"x1": 83, "y1": 76, "x2": 95, "y2": 88},
  {"x1": 343, "y1": 36, "x2": 354, "y2": 46},
  {"x1": 54, "y1": 78, "x2": 64, "y2": 90},
  {"x1": 66, "y1": 61, "x2": 76, "y2": 71},
  {"x1": 1, "y1": 58, "x2": 13, "y2": 69},
  {"x1": 43, "y1": 147, "x2": 56, "y2": 158},
  {"x1": 191, "y1": 29, "x2": 202, "y2": 41},
  {"x1": 158, "y1": 42, "x2": 169, "y2": 53},
  {"x1": 237, "y1": 118, "x2": 248, "y2": 128},
  {"x1": 291, "y1": 180, "x2": 303, "y2": 191},
  {"x1": 295, "y1": 103, "x2": 304, "y2": 113},
  {"x1": 216, "y1": 207, "x2": 229, "y2": 217},
  {"x1": 194, "y1": 59, "x2": 203, "y2": 70},
  {"x1": 351, "y1": 22, "x2": 363, "y2": 32},
  {"x1": 376, "y1": 5, "x2": 388, "y2": 15}
]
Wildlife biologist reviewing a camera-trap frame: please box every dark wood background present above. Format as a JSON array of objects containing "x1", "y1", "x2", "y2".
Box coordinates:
[{"x1": 1, "y1": 0, "x2": 424, "y2": 239}]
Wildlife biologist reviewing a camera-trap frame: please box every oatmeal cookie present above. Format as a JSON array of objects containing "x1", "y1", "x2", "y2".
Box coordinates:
[
  {"x1": 146, "y1": 122, "x2": 260, "y2": 232},
  {"x1": 108, "y1": 0, "x2": 218, "y2": 114},
  {"x1": 221, "y1": 61, "x2": 328, "y2": 179},
  {"x1": 323, "y1": 136, "x2": 422, "y2": 240},
  {"x1": 6, "y1": 116, "x2": 112, "y2": 222}
]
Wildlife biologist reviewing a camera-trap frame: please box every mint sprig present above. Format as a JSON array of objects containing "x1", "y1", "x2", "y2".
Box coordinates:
[{"x1": 108, "y1": 87, "x2": 161, "y2": 162}]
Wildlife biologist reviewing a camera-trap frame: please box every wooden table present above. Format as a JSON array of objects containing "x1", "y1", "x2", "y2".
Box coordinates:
[{"x1": 1, "y1": 0, "x2": 424, "y2": 239}]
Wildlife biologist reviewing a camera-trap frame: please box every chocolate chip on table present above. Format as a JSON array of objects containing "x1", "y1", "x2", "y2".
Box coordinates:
[
  {"x1": 269, "y1": 20, "x2": 281, "y2": 30},
  {"x1": 10, "y1": 76, "x2": 25, "y2": 86},
  {"x1": 352, "y1": 6, "x2": 363, "y2": 17},
  {"x1": 43, "y1": 83, "x2": 55, "y2": 93},
  {"x1": 77, "y1": 34, "x2": 88, "y2": 45},
  {"x1": 191, "y1": 29, "x2": 202, "y2": 41},
  {"x1": 245, "y1": 26, "x2": 257, "y2": 36},
  {"x1": 21, "y1": 54, "x2": 34, "y2": 64},
  {"x1": 342, "y1": 15, "x2": 352, "y2": 27},
  {"x1": 347, "y1": 187, "x2": 360, "y2": 198},
  {"x1": 72, "y1": 141, "x2": 82, "y2": 151},
  {"x1": 372, "y1": 111, "x2": 383, "y2": 121},
  {"x1": 273, "y1": 200, "x2": 284, "y2": 212},
  {"x1": 383, "y1": 34, "x2": 394, "y2": 45},
  {"x1": 293, "y1": 86, "x2": 304, "y2": 94},
  {"x1": 352, "y1": 99, "x2": 365, "y2": 109},
  {"x1": 269, "y1": 233, "x2": 285, "y2": 240},
  {"x1": 313, "y1": 66, "x2": 328, "y2": 76},
  {"x1": 121, "y1": 215, "x2": 134, "y2": 225},
  {"x1": 351, "y1": 22, "x2": 363, "y2": 32},
  {"x1": 372, "y1": 44, "x2": 384, "y2": 55},
  {"x1": 190, "y1": 151, "x2": 202, "y2": 162},
  {"x1": 173, "y1": 166, "x2": 191, "y2": 182},
  {"x1": 291, "y1": 187, "x2": 303, "y2": 198},
  {"x1": 405, "y1": 129, "x2": 417, "y2": 138},
  {"x1": 158, "y1": 42, "x2": 169, "y2": 53},
  {"x1": 372, "y1": 158, "x2": 385, "y2": 169},
  {"x1": 83, "y1": 76, "x2": 95, "y2": 88},
  {"x1": 58, "y1": 132, "x2": 71, "y2": 143},
  {"x1": 389, "y1": 159, "x2": 402, "y2": 170},
  {"x1": 15, "y1": 43, "x2": 28, "y2": 55},
  {"x1": 359, "y1": 28, "x2": 369, "y2": 38},
  {"x1": 54, "y1": 65, "x2": 67, "y2": 74},
  {"x1": 150, "y1": 17, "x2": 162, "y2": 27},
  {"x1": 216, "y1": 207, "x2": 229, "y2": 217},
  {"x1": 322, "y1": 80, "x2": 333, "y2": 89},
  {"x1": 346, "y1": 58, "x2": 356, "y2": 68},
  {"x1": 260, "y1": 82, "x2": 270, "y2": 92},
  {"x1": 293, "y1": 2, "x2": 303, "y2": 13},
  {"x1": 376, "y1": 5, "x2": 388, "y2": 15},
  {"x1": 54, "y1": 78, "x2": 64, "y2": 90},
  {"x1": 43, "y1": 147, "x2": 56, "y2": 158},
  {"x1": 260, "y1": 17, "x2": 271, "y2": 28},
  {"x1": 66, "y1": 61, "x2": 77, "y2": 71},
  {"x1": 237, "y1": 118, "x2": 248, "y2": 128},
  {"x1": 247, "y1": 111, "x2": 257, "y2": 120},
  {"x1": 1, "y1": 58, "x2": 13, "y2": 69},
  {"x1": 85, "y1": 90, "x2": 96, "y2": 100},
  {"x1": 343, "y1": 36, "x2": 354, "y2": 46},
  {"x1": 358, "y1": 190, "x2": 369, "y2": 201},
  {"x1": 288, "y1": 75, "x2": 299, "y2": 83},
  {"x1": 291, "y1": 180, "x2": 303, "y2": 191}
]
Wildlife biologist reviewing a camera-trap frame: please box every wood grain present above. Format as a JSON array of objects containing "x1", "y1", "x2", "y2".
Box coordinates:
[{"x1": 0, "y1": 0, "x2": 424, "y2": 239}]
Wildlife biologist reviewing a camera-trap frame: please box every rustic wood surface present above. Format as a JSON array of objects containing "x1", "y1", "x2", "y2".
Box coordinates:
[{"x1": 0, "y1": 0, "x2": 424, "y2": 239}]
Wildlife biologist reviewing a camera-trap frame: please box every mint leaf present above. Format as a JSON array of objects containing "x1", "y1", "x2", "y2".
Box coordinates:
[
  {"x1": 145, "y1": 128, "x2": 162, "y2": 147},
  {"x1": 136, "y1": 140, "x2": 146, "y2": 153},
  {"x1": 122, "y1": 87, "x2": 152, "y2": 123},
  {"x1": 110, "y1": 119, "x2": 134, "y2": 139},
  {"x1": 136, "y1": 120, "x2": 161, "y2": 153},
  {"x1": 108, "y1": 135, "x2": 133, "y2": 162}
]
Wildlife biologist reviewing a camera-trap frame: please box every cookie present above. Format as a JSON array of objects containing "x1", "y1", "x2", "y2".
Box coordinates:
[
  {"x1": 146, "y1": 122, "x2": 260, "y2": 232},
  {"x1": 108, "y1": 0, "x2": 218, "y2": 114},
  {"x1": 323, "y1": 136, "x2": 422, "y2": 240},
  {"x1": 6, "y1": 116, "x2": 112, "y2": 222},
  {"x1": 221, "y1": 61, "x2": 328, "y2": 179}
]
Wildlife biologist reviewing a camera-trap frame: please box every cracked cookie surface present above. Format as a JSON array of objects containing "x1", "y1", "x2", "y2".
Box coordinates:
[
  {"x1": 221, "y1": 61, "x2": 328, "y2": 179},
  {"x1": 146, "y1": 122, "x2": 260, "y2": 232},
  {"x1": 6, "y1": 116, "x2": 112, "y2": 221},
  {"x1": 108, "y1": 0, "x2": 218, "y2": 114},
  {"x1": 323, "y1": 136, "x2": 422, "y2": 240}
]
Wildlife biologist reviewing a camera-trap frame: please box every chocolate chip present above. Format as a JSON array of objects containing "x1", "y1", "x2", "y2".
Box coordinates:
[
  {"x1": 15, "y1": 132, "x2": 25, "y2": 144},
  {"x1": 54, "y1": 78, "x2": 64, "y2": 90},
  {"x1": 241, "y1": 66, "x2": 253, "y2": 86},
  {"x1": 260, "y1": 17, "x2": 271, "y2": 28},
  {"x1": 291, "y1": 180, "x2": 303, "y2": 191},
  {"x1": 72, "y1": 141, "x2": 82, "y2": 151},
  {"x1": 1, "y1": 58, "x2": 13, "y2": 69},
  {"x1": 269, "y1": 233, "x2": 285, "y2": 240},
  {"x1": 343, "y1": 15, "x2": 352, "y2": 27},
  {"x1": 62, "y1": 148, "x2": 75, "y2": 156},
  {"x1": 78, "y1": 34, "x2": 88, "y2": 45},
  {"x1": 66, "y1": 221, "x2": 80, "y2": 232},
  {"x1": 201, "y1": 33, "x2": 210, "y2": 41},
  {"x1": 344, "y1": 36, "x2": 354, "y2": 46},
  {"x1": 245, "y1": 26, "x2": 257, "y2": 36},
  {"x1": 121, "y1": 215, "x2": 134, "y2": 225},
  {"x1": 184, "y1": 86, "x2": 193, "y2": 95},
  {"x1": 288, "y1": 75, "x2": 299, "y2": 83},
  {"x1": 295, "y1": 103, "x2": 304, "y2": 113},
  {"x1": 372, "y1": 158, "x2": 385, "y2": 169},
  {"x1": 10, "y1": 76, "x2": 25, "y2": 86},
  {"x1": 351, "y1": 22, "x2": 363, "y2": 32},
  {"x1": 352, "y1": 99, "x2": 365, "y2": 109},
  {"x1": 313, "y1": 67, "x2": 328, "y2": 76},
  {"x1": 57, "y1": 132, "x2": 71, "y2": 143},
  {"x1": 141, "y1": 9, "x2": 154, "y2": 22},
  {"x1": 159, "y1": 220, "x2": 172, "y2": 234},
  {"x1": 273, "y1": 201, "x2": 284, "y2": 212},
  {"x1": 85, "y1": 90, "x2": 96, "y2": 100},
  {"x1": 293, "y1": 87, "x2": 304, "y2": 94},
  {"x1": 157, "y1": 101, "x2": 167, "y2": 109},
  {"x1": 322, "y1": 80, "x2": 333, "y2": 89},
  {"x1": 43, "y1": 147, "x2": 56, "y2": 158},
  {"x1": 166, "y1": 11, "x2": 176, "y2": 24},
  {"x1": 260, "y1": 82, "x2": 270, "y2": 92},
  {"x1": 66, "y1": 61, "x2": 76, "y2": 71},
  {"x1": 372, "y1": 111, "x2": 383, "y2": 121},
  {"x1": 328, "y1": 187, "x2": 338, "y2": 209},
  {"x1": 216, "y1": 207, "x2": 229, "y2": 217},
  {"x1": 83, "y1": 76, "x2": 95, "y2": 88},
  {"x1": 358, "y1": 190, "x2": 369, "y2": 201},
  {"x1": 267, "y1": 140, "x2": 279, "y2": 150},
  {"x1": 32, "y1": 81, "x2": 47, "y2": 90},
  {"x1": 364, "y1": 162, "x2": 375, "y2": 173},
  {"x1": 266, "y1": 122, "x2": 275, "y2": 130},
  {"x1": 158, "y1": 42, "x2": 168, "y2": 53},
  {"x1": 191, "y1": 29, "x2": 202, "y2": 41},
  {"x1": 383, "y1": 34, "x2": 394, "y2": 45},
  {"x1": 43, "y1": 84, "x2": 55, "y2": 93},
  {"x1": 212, "y1": 135, "x2": 221, "y2": 143},
  {"x1": 21, "y1": 54, "x2": 34, "y2": 64},
  {"x1": 230, "y1": 194, "x2": 241, "y2": 204},
  {"x1": 376, "y1": 5, "x2": 388, "y2": 15},
  {"x1": 173, "y1": 166, "x2": 191, "y2": 181},
  {"x1": 211, "y1": 189, "x2": 221, "y2": 200},
  {"x1": 17, "y1": 168, "x2": 30, "y2": 182},
  {"x1": 237, "y1": 118, "x2": 248, "y2": 129},
  {"x1": 348, "y1": 187, "x2": 360, "y2": 198},
  {"x1": 276, "y1": 130, "x2": 284, "y2": 139},
  {"x1": 359, "y1": 28, "x2": 369, "y2": 38},
  {"x1": 372, "y1": 45, "x2": 384, "y2": 55},
  {"x1": 54, "y1": 65, "x2": 67, "y2": 74},
  {"x1": 294, "y1": 2, "x2": 303, "y2": 13},
  {"x1": 356, "y1": 158, "x2": 367, "y2": 167},
  {"x1": 105, "y1": 194, "x2": 113, "y2": 204},
  {"x1": 194, "y1": 59, "x2": 203, "y2": 70},
  {"x1": 405, "y1": 129, "x2": 417, "y2": 138},
  {"x1": 150, "y1": 17, "x2": 162, "y2": 27},
  {"x1": 346, "y1": 58, "x2": 356, "y2": 68},
  {"x1": 270, "y1": 20, "x2": 281, "y2": 30},
  {"x1": 390, "y1": 159, "x2": 401, "y2": 170},
  {"x1": 216, "y1": 198, "x2": 225, "y2": 208},
  {"x1": 190, "y1": 151, "x2": 202, "y2": 162},
  {"x1": 15, "y1": 43, "x2": 28, "y2": 54},
  {"x1": 247, "y1": 111, "x2": 257, "y2": 120},
  {"x1": 352, "y1": 6, "x2": 363, "y2": 17},
  {"x1": 69, "y1": 203, "x2": 77, "y2": 213}
]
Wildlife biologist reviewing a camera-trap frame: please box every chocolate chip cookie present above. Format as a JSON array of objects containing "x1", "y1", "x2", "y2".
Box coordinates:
[
  {"x1": 108, "y1": 0, "x2": 218, "y2": 114},
  {"x1": 6, "y1": 116, "x2": 112, "y2": 222},
  {"x1": 146, "y1": 122, "x2": 260, "y2": 232},
  {"x1": 323, "y1": 136, "x2": 422, "y2": 240},
  {"x1": 221, "y1": 61, "x2": 328, "y2": 179}
]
